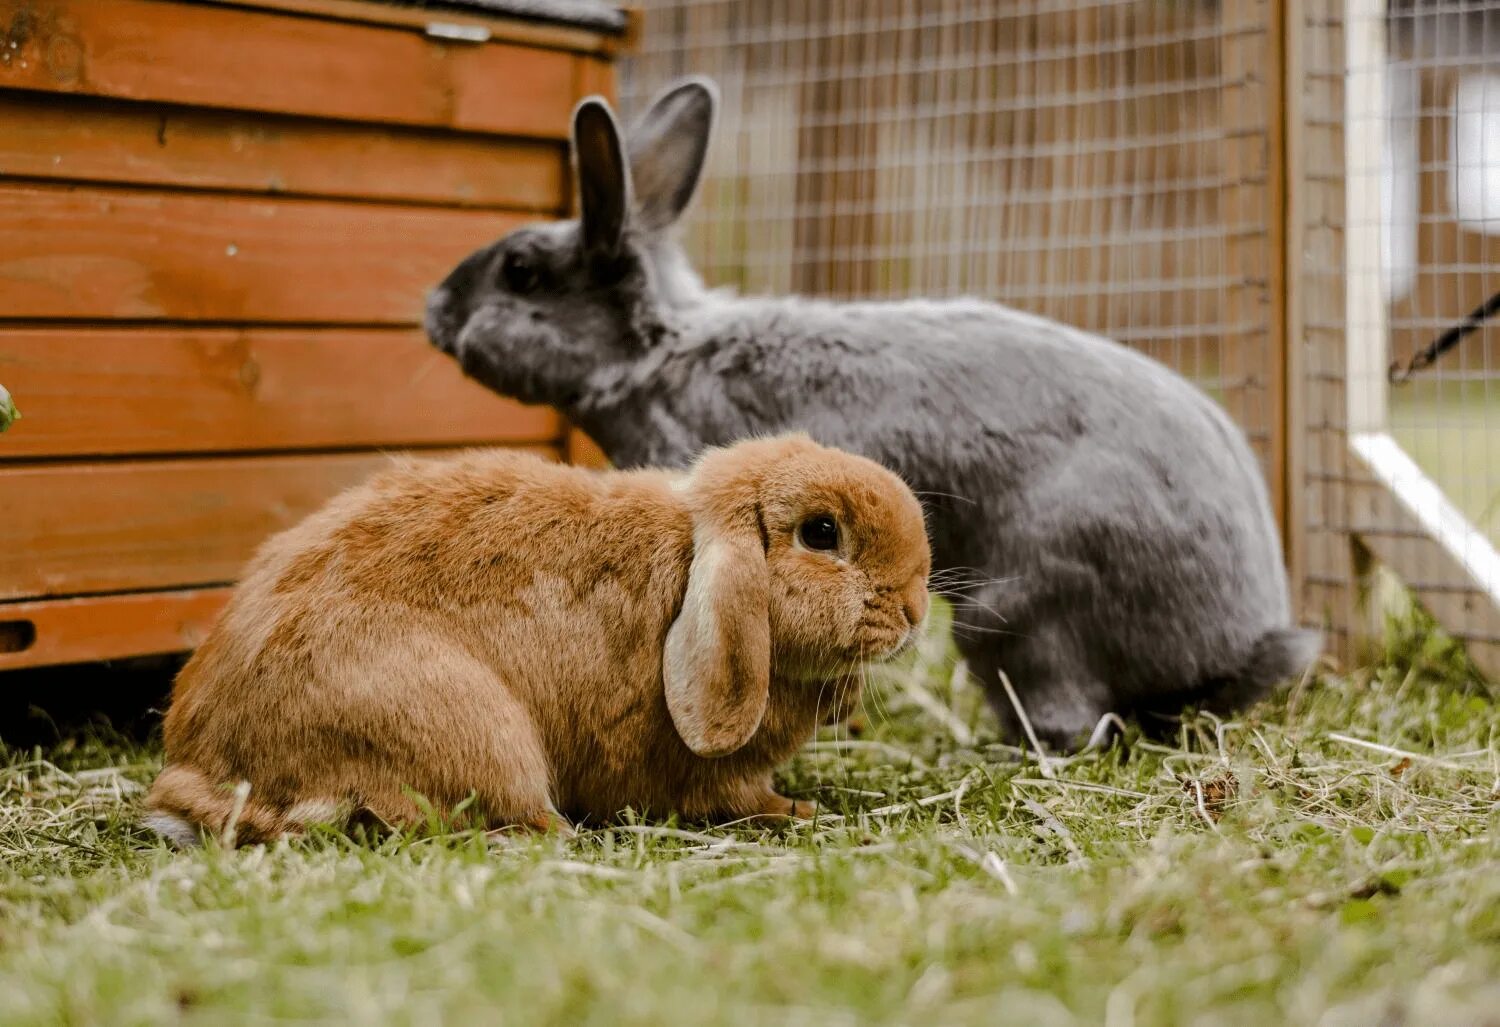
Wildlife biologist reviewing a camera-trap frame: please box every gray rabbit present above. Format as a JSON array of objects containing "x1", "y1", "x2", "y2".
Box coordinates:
[{"x1": 425, "y1": 79, "x2": 1320, "y2": 749}]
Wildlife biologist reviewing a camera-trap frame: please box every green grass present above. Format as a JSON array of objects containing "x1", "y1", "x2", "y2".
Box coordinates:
[
  {"x1": 1390, "y1": 379, "x2": 1500, "y2": 543},
  {"x1": 1, "y1": 610, "x2": 1497, "y2": 1026}
]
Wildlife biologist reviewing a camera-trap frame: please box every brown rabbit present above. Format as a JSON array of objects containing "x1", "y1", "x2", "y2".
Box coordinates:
[{"x1": 144, "y1": 434, "x2": 930, "y2": 845}]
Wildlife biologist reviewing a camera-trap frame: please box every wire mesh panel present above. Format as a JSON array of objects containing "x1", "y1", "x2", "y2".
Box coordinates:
[
  {"x1": 622, "y1": 0, "x2": 1285, "y2": 498},
  {"x1": 1295, "y1": 0, "x2": 1500, "y2": 670},
  {"x1": 1383, "y1": 1, "x2": 1500, "y2": 546}
]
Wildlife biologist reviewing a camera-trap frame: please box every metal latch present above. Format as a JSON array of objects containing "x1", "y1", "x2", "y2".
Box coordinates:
[{"x1": 426, "y1": 21, "x2": 491, "y2": 43}]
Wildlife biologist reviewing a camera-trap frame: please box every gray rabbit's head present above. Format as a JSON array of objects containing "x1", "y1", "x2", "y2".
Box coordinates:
[{"x1": 425, "y1": 81, "x2": 717, "y2": 409}]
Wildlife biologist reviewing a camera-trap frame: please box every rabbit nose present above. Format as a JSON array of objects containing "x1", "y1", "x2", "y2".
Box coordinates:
[
  {"x1": 424, "y1": 289, "x2": 453, "y2": 345},
  {"x1": 903, "y1": 586, "x2": 928, "y2": 628}
]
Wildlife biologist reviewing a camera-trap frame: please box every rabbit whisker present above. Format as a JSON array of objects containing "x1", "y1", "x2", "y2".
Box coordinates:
[
  {"x1": 913, "y1": 490, "x2": 978, "y2": 507},
  {"x1": 948, "y1": 622, "x2": 1021, "y2": 638},
  {"x1": 929, "y1": 592, "x2": 1009, "y2": 624},
  {"x1": 927, "y1": 574, "x2": 1020, "y2": 593},
  {"x1": 928, "y1": 565, "x2": 1004, "y2": 579}
]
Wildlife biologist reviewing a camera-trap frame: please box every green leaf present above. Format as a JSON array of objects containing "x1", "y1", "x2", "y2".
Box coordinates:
[
  {"x1": 0, "y1": 384, "x2": 18, "y2": 434},
  {"x1": 449, "y1": 791, "x2": 478, "y2": 822}
]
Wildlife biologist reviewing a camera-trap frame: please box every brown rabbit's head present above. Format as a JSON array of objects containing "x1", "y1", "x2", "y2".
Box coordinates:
[{"x1": 664, "y1": 434, "x2": 930, "y2": 758}]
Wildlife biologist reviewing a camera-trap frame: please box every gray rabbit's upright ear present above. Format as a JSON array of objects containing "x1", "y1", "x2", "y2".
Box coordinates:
[
  {"x1": 627, "y1": 77, "x2": 718, "y2": 233},
  {"x1": 663, "y1": 514, "x2": 771, "y2": 759},
  {"x1": 572, "y1": 98, "x2": 629, "y2": 255}
]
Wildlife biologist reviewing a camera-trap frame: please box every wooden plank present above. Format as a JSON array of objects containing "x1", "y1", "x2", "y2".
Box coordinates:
[
  {"x1": 0, "y1": 588, "x2": 230, "y2": 670},
  {"x1": 1264, "y1": 0, "x2": 1290, "y2": 564},
  {"x1": 1219, "y1": 0, "x2": 1287, "y2": 545},
  {"x1": 620, "y1": 7, "x2": 644, "y2": 54},
  {"x1": 1282, "y1": 0, "x2": 1308, "y2": 627},
  {"x1": 0, "y1": 328, "x2": 561, "y2": 458},
  {"x1": 1292, "y1": 0, "x2": 1359, "y2": 655},
  {"x1": 0, "y1": 0, "x2": 579, "y2": 137},
  {"x1": 0, "y1": 446, "x2": 560, "y2": 601},
  {"x1": 198, "y1": 0, "x2": 625, "y2": 56},
  {"x1": 575, "y1": 53, "x2": 616, "y2": 103},
  {"x1": 0, "y1": 93, "x2": 567, "y2": 210},
  {"x1": 0, "y1": 183, "x2": 525, "y2": 323},
  {"x1": 1348, "y1": 434, "x2": 1500, "y2": 678},
  {"x1": 1344, "y1": 0, "x2": 1390, "y2": 433}
]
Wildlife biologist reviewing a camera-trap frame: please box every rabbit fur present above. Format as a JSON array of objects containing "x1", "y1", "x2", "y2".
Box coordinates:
[
  {"x1": 424, "y1": 79, "x2": 1321, "y2": 750},
  {"x1": 145, "y1": 435, "x2": 931, "y2": 844}
]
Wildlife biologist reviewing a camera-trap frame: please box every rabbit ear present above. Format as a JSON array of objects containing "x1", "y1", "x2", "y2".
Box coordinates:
[
  {"x1": 572, "y1": 98, "x2": 629, "y2": 255},
  {"x1": 627, "y1": 77, "x2": 717, "y2": 233},
  {"x1": 662, "y1": 521, "x2": 771, "y2": 758}
]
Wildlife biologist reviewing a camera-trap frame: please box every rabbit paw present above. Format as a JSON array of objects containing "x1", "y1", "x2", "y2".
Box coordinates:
[
  {"x1": 487, "y1": 809, "x2": 576, "y2": 843},
  {"x1": 788, "y1": 799, "x2": 819, "y2": 819},
  {"x1": 747, "y1": 791, "x2": 818, "y2": 820}
]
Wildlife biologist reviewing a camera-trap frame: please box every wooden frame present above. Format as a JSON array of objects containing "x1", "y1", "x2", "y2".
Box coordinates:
[
  {"x1": 1221, "y1": 0, "x2": 1290, "y2": 553},
  {"x1": 0, "y1": 590, "x2": 231, "y2": 672},
  {"x1": 1284, "y1": 0, "x2": 1500, "y2": 678}
]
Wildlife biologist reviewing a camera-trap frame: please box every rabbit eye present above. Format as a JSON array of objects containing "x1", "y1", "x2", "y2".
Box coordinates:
[
  {"x1": 501, "y1": 253, "x2": 540, "y2": 294},
  {"x1": 798, "y1": 515, "x2": 840, "y2": 552}
]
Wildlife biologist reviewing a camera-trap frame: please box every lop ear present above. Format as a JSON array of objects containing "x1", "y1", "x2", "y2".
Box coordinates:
[
  {"x1": 572, "y1": 98, "x2": 629, "y2": 256},
  {"x1": 627, "y1": 77, "x2": 717, "y2": 233},
  {"x1": 663, "y1": 522, "x2": 770, "y2": 758}
]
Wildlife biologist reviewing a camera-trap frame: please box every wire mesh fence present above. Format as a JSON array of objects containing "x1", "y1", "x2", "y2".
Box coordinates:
[
  {"x1": 1381, "y1": 1, "x2": 1500, "y2": 546},
  {"x1": 623, "y1": 0, "x2": 1500, "y2": 669},
  {"x1": 622, "y1": 0, "x2": 1282, "y2": 496},
  {"x1": 1319, "y1": 0, "x2": 1500, "y2": 666}
]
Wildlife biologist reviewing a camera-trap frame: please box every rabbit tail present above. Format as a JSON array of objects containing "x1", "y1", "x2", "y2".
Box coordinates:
[
  {"x1": 1185, "y1": 627, "x2": 1323, "y2": 714},
  {"x1": 144, "y1": 764, "x2": 313, "y2": 847}
]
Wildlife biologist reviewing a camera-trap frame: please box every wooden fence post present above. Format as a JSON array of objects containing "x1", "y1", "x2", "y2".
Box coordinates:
[
  {"x1": 1220, "y1": 0, "x2": 1288, "y2": 549},
  {"x1": 1286, "y1": 0, "x2": 1362, "y2": 659}
]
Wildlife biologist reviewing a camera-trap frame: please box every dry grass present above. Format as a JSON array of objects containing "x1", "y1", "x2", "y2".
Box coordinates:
[{"x1": 0, "y1": 607, "x2": 1496, "y2": 1026}]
